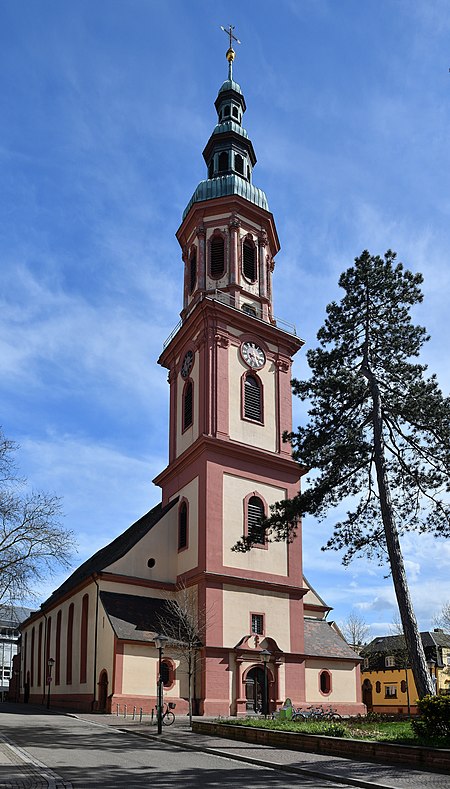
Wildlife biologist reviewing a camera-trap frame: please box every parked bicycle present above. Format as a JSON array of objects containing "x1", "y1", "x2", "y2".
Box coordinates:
[
  {"x1": 292, "y1": 705, "x2": 342, "y2": 722},
  {"x1": 153, "y1": 701, "x2": 176, "y2": 725}
]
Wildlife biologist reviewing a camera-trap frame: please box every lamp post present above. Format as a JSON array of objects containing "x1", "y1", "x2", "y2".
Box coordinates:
[
  {"x1": 260, "y1": 649, "x2": 271, "y2": 718},
  {"x1": 46, "y1": 657, "x2": 55, "y2": 710},
  {"x1": 154, "y1": 634, "x2": 168, "y2": 734}
]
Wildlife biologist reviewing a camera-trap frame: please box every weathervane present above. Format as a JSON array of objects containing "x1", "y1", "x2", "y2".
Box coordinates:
[{"x1": 220, "y1": 24, "x2": 241, "y2": 79}]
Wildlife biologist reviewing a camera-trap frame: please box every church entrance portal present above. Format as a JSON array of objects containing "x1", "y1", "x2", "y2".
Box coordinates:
[{"x1": 245, "y1": 666, "x2": 266, "y2": 713}]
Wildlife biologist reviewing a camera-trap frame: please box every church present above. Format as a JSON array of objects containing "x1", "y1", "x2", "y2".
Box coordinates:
[{"x1": 19, "y1": 41, "x2": 364, "y2": 717}]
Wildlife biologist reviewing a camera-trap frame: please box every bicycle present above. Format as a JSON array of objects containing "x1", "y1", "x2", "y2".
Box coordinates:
[{"x1": 154, "y1": 701, "x2": 176, "y2": 725}]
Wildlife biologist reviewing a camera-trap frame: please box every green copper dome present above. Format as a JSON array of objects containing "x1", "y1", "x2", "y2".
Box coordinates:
[{"x1": 182, "y1": 60, "x2": 269, "y2": 219}]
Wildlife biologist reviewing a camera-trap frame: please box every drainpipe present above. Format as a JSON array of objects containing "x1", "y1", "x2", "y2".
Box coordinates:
[{"x1": 92, "y1": 578, "x2": 100, "y2": 711}]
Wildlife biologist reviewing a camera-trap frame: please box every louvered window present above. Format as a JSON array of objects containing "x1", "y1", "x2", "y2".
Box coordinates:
[
  {"x1": 235, "y1": 153, "x2": 244, "y2": 175},
  {"x1": 244, "y1": 374, "x2": 262, "y2": 421},
  {"x1": 189, "y1": 249, "x2": 197, "y2": 294},
  {"x1": 243, "y1": 240, "x2": 256, "y2": 281},
  {"x1": 178, "y1": 502, "x2": 188, "y2": 550},
  {"x1": 248, "y1": 496, "x2": 265, "y2": 545},
  {"x1": 183, "y1": 381, "x2": 193, "y2": 430},
  {"x1": 210, "y1": 236, "x2": 225, "y2": 278}
]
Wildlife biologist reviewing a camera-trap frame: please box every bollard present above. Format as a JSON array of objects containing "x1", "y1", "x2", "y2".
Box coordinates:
[
  {"x1": 132, "y1": 706, "x2": 136, "y2": 720},
  {"x1": 139, "y1": 707, "x2": 143, "y2": 723},
  {"x1": 151, "y1": 707, "x2": 154, "y2": 724},
  {"x1": 116, "y1": 704, "x2": 120, "y2": 717},
  {"x1": 124, "y1": 704, "x2": 127, "y2": 719}
]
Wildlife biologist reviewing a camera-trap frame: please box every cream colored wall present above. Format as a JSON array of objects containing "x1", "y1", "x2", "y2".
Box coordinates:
[
  {"x1": 170, "y1": 476, "x2": 199, "y2": 574},
  {"x1": 104, "y1": 505, "x2": 178, "y2": 584},
  {"x1": 176, "y1": 347, "x2": 200, "y2": 457},
  {"x1": 222, "y1": 474, "x2": 287, "y2": 576},
  {"x1": 22, "y1": 582, "x2": 98, "y2": 696},
  {"x1": 121, "y1": 644, "x2": 180, "y2": 698},
  {"x1": 222, "y1": 585, "x2": 291, "y2": 652},
  {"x1": 228, "y1": 344, "x2": 277, "y2": 452},
  {"x1": 96, "y1": 599, "x2": 116, "y2": 689},
  {"x1": 305, "y1": 659, "x2": 357, "y2": 703}
]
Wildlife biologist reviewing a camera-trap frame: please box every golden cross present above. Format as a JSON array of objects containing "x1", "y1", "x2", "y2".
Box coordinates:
[{"x1": 220, "y1": 24, "x2": 241, "y2": 49}]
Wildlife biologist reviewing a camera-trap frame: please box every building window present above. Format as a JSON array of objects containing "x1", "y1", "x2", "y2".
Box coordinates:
[
  {"x1": 178, "y1": 500, "x2": 188, "y2": 551},
  {"x1": 401, "y1": 679, "x2": 407, "y2": 692},
  {"x1": 182, "y1": 380, "x2": 193, "y2": 430},
  {"x1": 385, "y1": 684, "x2": 397, "y2": 698},
  {"x1": 363, "y1": 658, "x2": 369, "y2": 669},
  {"x1": 31, "y1": 627, "x2": 35, "y2": 688},
  {"x1": 251, "y1": 613, "x2": 264, "y2": 635},
  {"x1": 243, "y1": 239, "x2": 257, "y2": 282},
  {"x1": 37, "y1": 622, "x2": 42, "y2": 687},
  {"x1": 218, "y1": 151, "x2": 228, "y2": 172},
  {"x1": 80, "y1": 594, "x2": 89, "y2": 684},
  {"x1": 210, "y1": 235, "x2": 225, "y2": 279},
  {"x1": 208, "y1": 160, "x2": 214, "y2": 179},
  {"x1": 189, "y1": 248, "x2": 197, "y2": 294},
  {"x1": 55, "y1": 610, "x2": 62, "y2": 686},
  {"x1": 319, "y1": 670, "x2": 332, "y2": 695},
  {"x1": 160, "y1": 658, "x2": 176, "y2": 690},
  {"x1": 375, "y1": 681, "x2": 381, "y2": 693},
  {"x1": 66, "y1": 603, "x2": 74, "y2": 685},
  {"x1": 235, "y1": 153, "x2": 244, "y2": 175},
  {"x1": 224, "y1": 106, "x2": 230, "y2": 117},
  {"x1": 247, "y1": 496, "x2": 266, "y2": 545},
  {"x1": 244, "y1": 373, "x2": 262, "y2": 422},
  {"x1": 385, "y1": 655, "x2": 395, "y2": 668}
]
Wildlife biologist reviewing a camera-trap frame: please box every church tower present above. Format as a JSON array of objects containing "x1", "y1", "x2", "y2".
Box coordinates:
[{"x1": 155, "y1": 39, "x2": 307, "y2": 714}]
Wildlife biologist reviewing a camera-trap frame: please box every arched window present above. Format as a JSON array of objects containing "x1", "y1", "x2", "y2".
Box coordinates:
[
  {"x1": 375, "y1": 681, "x2": 381, "y2": 693},
  {"x1": 232, "y1": 106, "x2": 239, "y2": 119},
  {"x1": 66, "y1": 603, "x2": 74, "y2": 685},
  {"x1": 183, "y1": 380, "x2": 193, "y2": 430},
  {"x1": 247, "y1": 496, "x2": 266, "y2": 545},
  {"x1": 45, "y1": 617, "x2": 51, "y2": 669},
  {"x1": 243, "y1": 239, "x2": 257, "y2": 282},
  {"x1": 189, "y1": 248, "x2": 197, "y2": 294},
  {"x1": 208, "y1": 160, "x2": 214, "y2": 179},
  {"x1": 401, "y1": 679, "x2": 407, "y2": 693},
  {"x1": 224, "y1": 106, "x2": 230, "y2": 117},
  {"x1": 37, "y1": 622, "x2": 42, "y2": 687},
  {"x1": 80, "y1": 594, "x2": 89, "y2": 684},
  {"x1": 210, "y1": 235, "x2": 225, "y2": 279},
  {"x1": 178, "y1": 501, "x2": 188, "y2": 550},
  {"x1": 244, "y1": 374, "x2": 262, "y2": 422},
  {"x1": 160, "y1": 658, "x2": 176, "y2": 689},
  {"x1": 319, "y1": 670, "x2": 331, "y2": 695},
  {"x1": 31, "y1": 627, "x2": 35, "y2": 688},
  {"x1": 235, "y1": 153, "x2": 244, "y2": 175},
  {"x1": 218, "y1": 151, "x2": 228, "y2": 172},
  {"x1": 55, "y1": 610, "x2": 62, "y2": 686}
]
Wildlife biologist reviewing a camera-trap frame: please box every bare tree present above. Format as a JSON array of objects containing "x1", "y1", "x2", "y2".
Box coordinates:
[
  {"x1": 340, "y1": 612, "x2": 371, "y2": 652},
  {"x1": 157, "y1": 582, "x2": 215, "y2": 725},
  {"x1": 0, "y1": 427, "x2": 76, "y2": 605},
  {"x1": 433, "y1": 601, "x2": 450, "y2": 632}
]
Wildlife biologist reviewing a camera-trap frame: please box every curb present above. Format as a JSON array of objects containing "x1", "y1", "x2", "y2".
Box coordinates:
[{"x1": 115, "y1": 726, "x2": 396, "y2": 789}]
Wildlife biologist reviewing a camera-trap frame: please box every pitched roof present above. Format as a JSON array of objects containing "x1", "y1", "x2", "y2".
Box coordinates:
[
  {"x1": 40, "y1": 499, "x2": 178, "y2": 610},
  {"x1": 362, "y1": 631, "x2": 450, "y2": 655},
  {"x1": 100, "y1": 591, "x2": 171, "y2": 642},
  {"x1": 304, "y1": 617, "x2": 360, "y2": 660}
]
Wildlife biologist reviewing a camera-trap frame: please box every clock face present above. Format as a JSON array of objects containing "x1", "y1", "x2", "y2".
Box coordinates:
[
  {"x1": 181, "y1": 350, "x2": 194, "y2": 379},
  {"x1": 241, "y1": 341, "x2": 266, "y2": 370}
]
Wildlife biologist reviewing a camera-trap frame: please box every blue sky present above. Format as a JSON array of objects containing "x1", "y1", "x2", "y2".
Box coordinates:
[{"x1": 1, "y1": 0, "x2": 450, "y2": 638}]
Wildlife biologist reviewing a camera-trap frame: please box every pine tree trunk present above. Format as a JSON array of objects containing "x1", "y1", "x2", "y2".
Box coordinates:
[{"x1": 368, "y1": 372, "x2": 434, "y2": 699}]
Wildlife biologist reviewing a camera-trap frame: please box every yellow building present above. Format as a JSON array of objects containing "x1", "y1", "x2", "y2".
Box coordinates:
[{"x1": 361, "y1": 630, "x2": 450, "y2": 714}]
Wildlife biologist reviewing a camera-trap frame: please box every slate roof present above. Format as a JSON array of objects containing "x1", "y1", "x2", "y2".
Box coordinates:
[
  {"x1": 304, "y1": 617, "x2": 360, "y2": 660},
  {"x1": 362, "y1": 631, "x2": 450, "y2": 657},
  {"x1": 38, "y1": 498, "x2": 178, "y2": 612},
  {"x1": 100, "y1": 591, "x2": 171, "y2": 642}
]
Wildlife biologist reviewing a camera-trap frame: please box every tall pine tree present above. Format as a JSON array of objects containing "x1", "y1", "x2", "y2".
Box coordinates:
[{"x1": 236, "y1": 250, "x2": 450, "y2": 698}]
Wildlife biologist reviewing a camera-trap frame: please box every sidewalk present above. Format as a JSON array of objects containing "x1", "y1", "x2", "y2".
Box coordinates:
[{"x1": 71, "y1": 711, "x2": 450, "y2": 789}]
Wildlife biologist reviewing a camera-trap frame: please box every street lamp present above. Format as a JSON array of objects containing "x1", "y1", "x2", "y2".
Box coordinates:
[
  {"x1": 260, "y1": 649, "x2": 271, "y2": 718},
  {"x1": 154, "y1": 634, "x2": 168, "y2": 734},
  {"x1": 46, "y1": 657, "x2": 55, "y2": 710}
]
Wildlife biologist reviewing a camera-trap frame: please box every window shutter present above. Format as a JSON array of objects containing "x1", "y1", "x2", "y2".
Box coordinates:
[
  {"x1": 248, "y1": 496, "x2": 265, "y2": 544},
  {"x1": 244, "y1": 375, "x2": 261, "y2": 421},
  {"x1": 210, "y1": 236, "x2": 225, "y2": 278},
  {"x1": 178, "y1": 502, "x2": 188, "y2": 549},
  {"x1": 183, "y1": 381, "x2": 193, "y2": 429},
  {"x1": 243, "y1": 240, "x2": 256, "y2": 281},
  {"x1": 189, "y1": 249, "x2": 197, "y2": 294}
]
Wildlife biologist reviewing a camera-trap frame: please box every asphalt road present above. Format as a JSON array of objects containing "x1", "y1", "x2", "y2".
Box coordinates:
[{"x1": 0, "y1": 705, "x2": 355, "y2": 789}]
